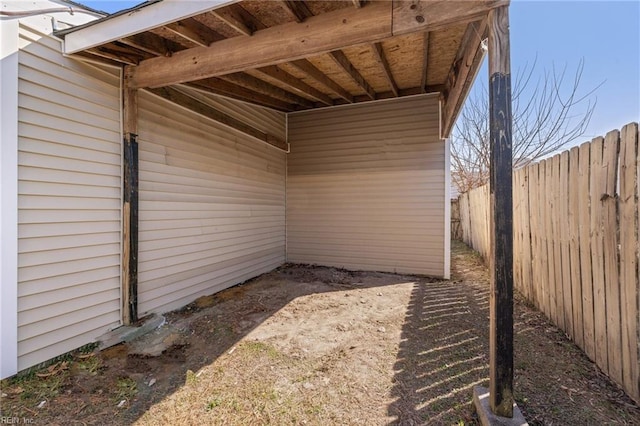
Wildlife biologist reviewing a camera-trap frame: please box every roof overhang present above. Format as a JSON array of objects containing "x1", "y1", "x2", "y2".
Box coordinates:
[{"x1": 59, "y1": 0, "x2": 509, "y2": 137}]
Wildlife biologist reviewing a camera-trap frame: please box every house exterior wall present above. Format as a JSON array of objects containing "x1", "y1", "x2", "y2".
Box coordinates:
[
  {"x1": 136, "y1": 91, "x2": 287, "y2": 315},
  {"x1": 286, "y1": 95, "x2": 448, "y2": 277},
  {"x1": 16, "y1": 23, "x2": 122, "y2": 371}
]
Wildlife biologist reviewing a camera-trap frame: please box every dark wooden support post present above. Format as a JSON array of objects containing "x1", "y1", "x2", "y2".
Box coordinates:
[
  {"x1": 122, "y1": 65, "x2": 139, "y2": 325},
  {"x1": 488, "y1": 5, "x2": 514, "y2": 418}
]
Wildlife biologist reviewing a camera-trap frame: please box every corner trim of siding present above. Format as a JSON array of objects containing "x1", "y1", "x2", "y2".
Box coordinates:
[
  {"x1": 0, "y1": 17, "x2": 19, "y2": 379},
  {"x1": 443, "y1": 137, "x2": 451, "y2": 279}
]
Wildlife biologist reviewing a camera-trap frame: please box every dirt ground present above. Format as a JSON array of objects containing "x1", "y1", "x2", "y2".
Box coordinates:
[{"x1": 2, "y1": 240, "x2": 639, "y2": 425}]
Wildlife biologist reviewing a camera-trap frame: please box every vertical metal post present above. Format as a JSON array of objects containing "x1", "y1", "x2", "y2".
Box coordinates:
[{"x1": 487, "y1": 5, "x2": 514, "y2": 418}]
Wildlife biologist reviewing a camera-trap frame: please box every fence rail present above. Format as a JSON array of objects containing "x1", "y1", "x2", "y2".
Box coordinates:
[{"x1": 458, "y1": 122, "x2": 639, "y2": 403}]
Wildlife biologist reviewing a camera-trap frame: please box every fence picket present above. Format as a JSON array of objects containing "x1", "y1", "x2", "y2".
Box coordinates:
[
  {"x1": 522, "y1": 167, "x2": 533, "y2": 300},
  {"x1": 579, "y1": 141, "x2": 595, "y2": 361},
  {"x1": 559, "y1": 151, "x2": 573, "y2": 338},
  {"x1": 552, "y1": 154, "x2": 564, "y2": 330},
  {"x1": 619, "y1": 123, "x2": 639, "y2": 401},
  {"x1": 590, "y1": 136, "x2": 609, "y2": 373},
  {"x1": 568, "y1": 146, "x2": 583, "y2": 348},
  {"x1": 603, "y1": 130, "x2": 622, "y2": 385}
]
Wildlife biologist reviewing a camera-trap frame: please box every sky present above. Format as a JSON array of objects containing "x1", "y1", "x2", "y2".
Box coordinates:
[{"x1": 81, "y1": 1, "x2": 640, "y2": 142}]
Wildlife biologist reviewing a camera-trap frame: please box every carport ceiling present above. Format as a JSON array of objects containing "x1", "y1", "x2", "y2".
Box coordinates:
[{"x1": 60, "y1": 0, "x2": 507, "y2": 136}]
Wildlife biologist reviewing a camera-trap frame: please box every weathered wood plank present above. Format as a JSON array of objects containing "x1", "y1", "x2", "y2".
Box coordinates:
[
  {"x1": 212, "y1": 6, "x2": 254, "y2": 36},
  {"x1": 392, "y1": 0, "x2": 507, "y2": 36},
  {"x1": 540, "y1": 159, "x2": 552, "y2": 319},
  {"x1": 521, "y1": 167, "x2": 533, "y2": 301},
  {"x1": 329, "y1": 50, "x2": 376, "y2": 100},
  {"x1": 254, "y1": 65, "x2": 333, "y2": 105},
  {"x1": 129, "y1": 1, "x2": 504, "y2": 89},
  {"x1": 568, "y1": 146, "x2": 584, "y2": 349},
  {"x1": 371, "y1": 42, "x2": 398, "y2": 97},
  {"x1": 487, "y1": 5, "x2": 514, "y2": 418},
  {"x1": 559, "y1": 151, "x2": 573, "y2": 338},
  {"x1": 421, "y1": 31, "x2": 429, "y2": 93},
  {"x1": 289, "y1": 59, "x2": 353, "y2": 103},
  {"x1": 219, "y1": 72, "x2": 315, "y2": 108},
  {"x1": 589, "y1": 136, "x2": 608, "y2": 371},
  {"x1": 550, "y1": 154, "x2": 563, "y2": 329},
  {"x1": 131, "y1": 2, "x2": 394, "y2": 88},
  {"x1": 122, "y1": 66, "x2": 138, "y2": 325},
  {"x1": 603, "y1": 130, "x2": 622, "y2": 385},
  {"x1": 442, "y1": 19, "x2": 488, "y2": 137},
  {"x1": 529, "y1": 162, "x2": 542, "y2": 311},
  {"x1": 512, "y1": 168, "x2": 522, "y2": 296},
  {"x1": 578, "y1": 141, "x2": 595, "y2": 360},
  {"x1": 619, "y1": 122, "x2": 639, "y2": 402}
]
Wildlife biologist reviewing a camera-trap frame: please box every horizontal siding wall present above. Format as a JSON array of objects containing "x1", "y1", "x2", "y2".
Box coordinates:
[
  {"x1": 137, "y1": 91, "x2": 286, "y2": 315},
  {"x1": 17, "y1": 24, "x2": 121, "y2": 370},
  {"x1": 287, "y1": 95, "x2": 446, "y2": 276}
]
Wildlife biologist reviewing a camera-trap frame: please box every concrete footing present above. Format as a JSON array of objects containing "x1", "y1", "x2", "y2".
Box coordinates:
[
  {"x1": 473, "y1": 386, "x2": 528, "y2": 426},
  {"x1": 97, "y1": 314, "x2": 165, "y2": 350}
]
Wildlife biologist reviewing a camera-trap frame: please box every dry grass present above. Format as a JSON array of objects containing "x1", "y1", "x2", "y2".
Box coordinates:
[{"x1": 2, "y1": 242, "x2": 639, "y2": 425}]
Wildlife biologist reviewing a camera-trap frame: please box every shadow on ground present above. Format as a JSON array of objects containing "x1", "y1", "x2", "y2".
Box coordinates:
[{"x1": 387, "y1": 243, "x2": 491, "y2": 425}]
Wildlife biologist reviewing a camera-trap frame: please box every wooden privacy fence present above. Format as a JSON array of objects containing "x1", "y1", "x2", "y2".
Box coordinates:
[{"x1": 457, "y1": 122, "x2": 640, "y2": 403}]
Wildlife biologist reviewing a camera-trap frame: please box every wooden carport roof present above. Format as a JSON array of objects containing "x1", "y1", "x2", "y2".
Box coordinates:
[
  {"x1": 59, "y1": 0, "x2": 507, "y2": 141},
  {"x1": 60, "y1": 0, "x2": 518, "y2": 418}
]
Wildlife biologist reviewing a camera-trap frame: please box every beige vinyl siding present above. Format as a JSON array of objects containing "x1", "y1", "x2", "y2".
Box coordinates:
[
  {"x1": 137, "y1": 90, "x2": 286, "y2": 315},
  {"x1": 287, "y1": 95, "x2": 446, "y2": 276},
  {"x1": 17, "y1": 24, "x2": 121, "y2": 370}
]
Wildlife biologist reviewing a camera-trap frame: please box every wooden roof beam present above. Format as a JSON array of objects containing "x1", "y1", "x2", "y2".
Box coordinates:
[
  {"x1": 289, "y1": 59, "x2": 353, "y2": 103},
  {"x1": 442, "y1": 19, "x2": 488, "y2": 137},
  {"x1": 279, "y1": 0, "x2": 314, "y2": 23},
  {"x1": 329, "y1": 50, "x2": 375, "y2": 100},
  {"x1": 218, "y1": 72, "x2": 316, "y2": 108},
  {"x1": 129, "y1": 1, "x2": 507, "y2": 89},
  {"x1": 189, "y1": 78, "x2": 296, "y2": 111},
  {"x1": 421, "y1": 31, "x2": 430, "y2": 93},
  {"x1": 164, "y1": 18, "x2": 223, "y2": 47},
  {"x1": 371, "y1": 42, "x2": 398, "y2": 97},
  {"x1": 212, "y1": 5, "x2": 253, "y2": 36},
  {"x1": 147, "y1": 87, "x2": 288, "y2": 150},
  {"x1": 352, "y1": 0, "x2": 363, "y2": 8},
  {"x1": 254, "y1": 66, "x2": 333, "y2": 106}
]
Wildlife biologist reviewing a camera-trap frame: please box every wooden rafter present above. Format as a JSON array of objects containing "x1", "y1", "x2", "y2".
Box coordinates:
[
  {"x1": 289, "y1": 59, "x2": 353, "y2": 103},
  {"x1": 87, "y1": 47, "x2": 140, "y2": 65},
  {"x1": 441, "y1": 19, "x2": 488, "y2": 137},
  {"x1": 331, "y1": 85, "x2": 444, "y2": 106},
  {"x1": 254, "y1": 66, "x2": 333, "y2": 106},
  {"x1": 371, "y1": 42, "x2": 398, "y2": 97},
  {"x1": 280, "y1": 0, "x2": 314, "y2": 23},
  {"x1": 119, "y1": 33, "x2": 172, "y2": 57},
  {"x1": 189, "y1": 78, "x2": 296, "y2": 111},
  {"x1": 218, "y1": 72, "x2": 315, "y2": 108},
  {"x1": 352, "y1": 0, "x2": 363, "y2": 8},
  {"x1": 212, "y1": 5, "x2": 253, "y2": 36},
  {"x1": 147, "y1": 86, "x2": 288, "y2": 150},
  {"x1": 421, "y1": 31, "x2": 430, "y2": 93},
  {"x1": 329, "y1": 50, "x2": 375, "y2": 100},
  {"x1": 164, "y1": 18, "x2": 223, "y2": 47},
  {"x1": 129, "y1": 1, "x2": 506, "y2": 89}
]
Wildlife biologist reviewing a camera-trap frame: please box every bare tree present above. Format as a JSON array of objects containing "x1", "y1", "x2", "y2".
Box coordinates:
[{"x1": 451, "y1": 58, "x2": 600, "y2": 194}]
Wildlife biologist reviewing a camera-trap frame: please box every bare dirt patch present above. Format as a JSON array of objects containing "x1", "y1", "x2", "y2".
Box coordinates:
[{"x1": 2, "y1": 241, "x2": 638, "y2": 425}]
